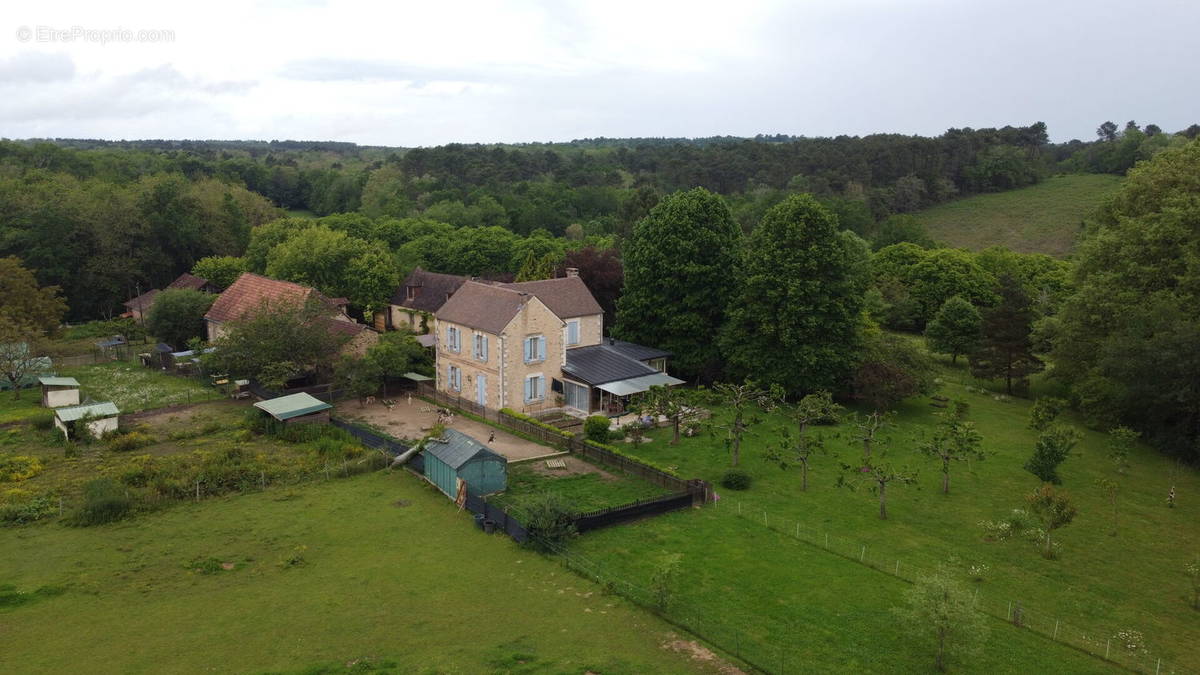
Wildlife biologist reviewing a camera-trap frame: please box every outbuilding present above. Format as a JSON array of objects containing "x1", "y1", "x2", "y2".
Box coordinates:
[
  {"x1": 422, "y1": 428, "x2": 507, "y2": 500},
  {"x1": 253, "y1": 392, "x2": 333, "y2": 426},
  {"x1": 54, "y1": 401, "x2": 120, "y2": 440},
  {"x1": 38, "y1": 376, "x2": 80, "y2": 408}
]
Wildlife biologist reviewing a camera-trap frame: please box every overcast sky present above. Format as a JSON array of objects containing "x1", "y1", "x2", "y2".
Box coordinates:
[{"x1": 1, "y1": 0, "x2": 1196, "y2": 146}]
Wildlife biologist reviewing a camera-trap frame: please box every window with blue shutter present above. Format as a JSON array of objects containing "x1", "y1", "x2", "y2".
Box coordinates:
[
  {"x1": 567, "y1": 320, "x2": 579, "y2": 346},
  {"x1": 475, "y1": 333, "x2": 488, "y2": 362},
  {"x1": 524, "y1": 335, "x2": 545, "y2": 363}
]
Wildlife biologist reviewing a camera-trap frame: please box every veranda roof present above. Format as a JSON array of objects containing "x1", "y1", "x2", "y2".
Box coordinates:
[
  {"x1": 402, "y1": 372, "x2": 433, "y2": 381},
  {"x1": 253, "y1": 392, "x2": 332, "y2": 420},
  {"x1": 596, "y1": 372, "x2": 685, "y2": 397}
]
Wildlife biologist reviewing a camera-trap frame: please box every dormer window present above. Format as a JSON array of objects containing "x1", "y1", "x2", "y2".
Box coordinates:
[{"x1": 405, "y1": 285, "x2": 419, "y2": 300}]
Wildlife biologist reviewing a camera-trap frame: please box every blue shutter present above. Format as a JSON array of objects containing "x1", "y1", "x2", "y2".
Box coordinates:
[
  {"x1": 538, "y1": 336, "x2": 546, "y2": 361},
  {"x1": 524, "y1": 377, "x2": 532, "y2": 402},
  {"x1": 482, "y1": 336, "x2": 488, "y2": 361}
]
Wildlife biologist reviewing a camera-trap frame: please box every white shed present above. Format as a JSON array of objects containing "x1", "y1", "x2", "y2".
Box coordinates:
[
  {"x1": 54, "y1": 401, "x2": 120, "y2": 440},
  {"x1": 38, "y1": 376, "x2": 80, "y2": 408}
]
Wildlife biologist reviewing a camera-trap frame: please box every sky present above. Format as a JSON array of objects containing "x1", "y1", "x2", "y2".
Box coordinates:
[{"x1": 1, "y1": 0, "x2": 1197, "y2": 147}]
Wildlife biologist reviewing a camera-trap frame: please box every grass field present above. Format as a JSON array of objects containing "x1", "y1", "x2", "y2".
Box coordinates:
[
  {"x1": 0, "y1": 471, "x2": 721, "y2": 674},
  {"x1": 564, "y1": 357, "x2": 1199, "y2": 672},
  {"x1": 61, "y1": 361, "x2": 223, "y2": 412},
  {"x1": 914, "y1": 174, "x2": 1122, "y2": 256},
  {"x1": 488, "y1": 459, "x2": 670, "y2": 514}
]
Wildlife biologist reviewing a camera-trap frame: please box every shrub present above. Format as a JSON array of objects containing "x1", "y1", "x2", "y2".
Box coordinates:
[
  {"x1": 584, "y1": 416, "x2": 611, "y2": 443},
  {"x1": 30, "y1": 411, "x2": 55, "y2": 431},
  {"x1": 521, "y1": 493, "x2": 577, "y2": 553},
  {"x1": 106, "y1": 431, "x2": 155, "y2": 452},
  {"x1": 721, "y1": 470, "x2": 753, "y2": 491},
  {"x1": 72, "y1": 478, "x2": 134, "y2": 526},
  {"x1": 1025, "y1": 425, "x2": 1080, "y2": 484},
  {"x1": 0, "y1": 455, "x2": 43, "y2": 482},
  {"x1": 0, "y1": 494, "x2": 57, "y2": 524},
  {"x1": 1028, "y1": 397, "x2": 1066, "y2": 431}
]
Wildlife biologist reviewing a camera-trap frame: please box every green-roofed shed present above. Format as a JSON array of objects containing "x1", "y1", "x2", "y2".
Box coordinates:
[
  {"x1": 422, "y1": 428, "x2": 507, "y2": 500},
  {"x1": 54, "y1": 401, "x2": 120, "y2": 440},
  {"x1": 253, "y1": 392, "x2": 333, "y2": 425},
  {"x1": 38, "y1": 376, "x2": 80, "y2": 408}
]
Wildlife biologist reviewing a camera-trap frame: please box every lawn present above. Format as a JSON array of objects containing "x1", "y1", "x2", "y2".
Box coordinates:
[
  {"x1": 0, "y1": 391, "x2": 45, "y2": 425},
  {"x1": 0, "y1": 471, "x2": 722, "y2": 674},
  {"x1": 60, "y1": 361, "x2": 223, "y2": 412},
  {"x1": 567, "y1": 358, "x2": 1199, "y2": 672},
  {"x1": 913, "y1": 174, "x2": 1122, "y2": 256},
  {"x1": 489, "y1": 458, "x2": 671, "y2": 515}
]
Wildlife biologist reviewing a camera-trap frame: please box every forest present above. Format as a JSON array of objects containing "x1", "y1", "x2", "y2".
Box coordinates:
[{"x1": 0, "y1": 120, "x2": 1198, "y2": 462}]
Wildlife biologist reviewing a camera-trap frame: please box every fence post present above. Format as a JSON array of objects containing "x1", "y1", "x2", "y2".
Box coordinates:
[
  {"x1": 1053, "y1": 620, "x2": 1058, "y2": 639},
  {"x1": 895, "y1": 560, "x2": 900, "y2": 576},
  {"x1": 859, "y1": 545, "x2": 865, "y2": 562},
  {"x1": 1105, "y1": 640, "x2": 1110, "y2": 659}
]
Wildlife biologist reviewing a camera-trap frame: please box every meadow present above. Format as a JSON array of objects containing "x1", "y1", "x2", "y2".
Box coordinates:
[
  {"x1": 0, "y1": 471, "x2": 718, "y2": 674},
  {"x1": 913, "y1": 174, "x2": 1123, "y2": 256},
  {"x1": 562, "y1": 357, "x2": 1198, "y2": 672}
]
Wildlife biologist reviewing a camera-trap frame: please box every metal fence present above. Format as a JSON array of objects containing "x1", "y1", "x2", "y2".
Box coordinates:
[{"x1": 573, "y1": 491, "x2": 695, "y2": 533}]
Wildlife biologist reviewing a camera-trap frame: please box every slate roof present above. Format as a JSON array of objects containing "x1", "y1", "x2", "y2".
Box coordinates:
[
  {"x1": 604, "y1": 338, "x2": 672, "y2": 361},
  {"x1": 563, "y1": 343, "x2": 659, "y2": 386},
  {"x1": 253, "y1": 393, "x2": 332, "y2": 420},
  {"x1": 436, "y1": 281, "x2": 533, "y2": 334},
  {"x1": 423, "y1": 428, "x2": 504, "y2": 470},
  {"x1": 166, "y1": 273, "x2": 209, "y2": 291},
  {"x1": 391, "y1": 268, "x2": 470, "y2": 313},
  {"x1": 205, "y1": 273, "x2": 330, "y2": 323},
  {"x1": 123, "y1": 289, "x2": 160, "y2": 311},
  {"x1": 500, "y1": 276, "x2": 603, "y2": 319}
]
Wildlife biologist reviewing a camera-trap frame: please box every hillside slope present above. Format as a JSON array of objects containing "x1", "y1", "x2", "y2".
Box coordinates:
[{"x1": 914, "y1": 174, "x2": 1122, "y2": 256}]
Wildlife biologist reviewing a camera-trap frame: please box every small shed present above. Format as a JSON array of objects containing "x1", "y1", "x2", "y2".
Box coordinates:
[
  {"x1": 253, "y1": 392, "x2": 333, "y2": 426},
  {"x1": 422, "y1": 428, "x2": 507, "y2": 499},
  {"x1": 54, "y1": 401, "x2": 120, "y2": 440},
  {"x1": 38, "y1": 376, "x2": 80, "y2": 408}
]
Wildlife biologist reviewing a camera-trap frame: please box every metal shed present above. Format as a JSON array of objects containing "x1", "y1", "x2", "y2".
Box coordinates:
[
  {"x1": 422, "y1": 428, "x2": 507, "y2": 500},
  {"x1": 253, "y1": 392, "x2": 333, "y2": 425},
  {"x1": 38, "y1": 376, "x2": 80, "y2": 408}
]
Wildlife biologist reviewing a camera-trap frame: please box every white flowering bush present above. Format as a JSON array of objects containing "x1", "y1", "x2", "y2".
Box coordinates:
[
  {"x1": 1112, "y1": 629, "x2": 1146, "y2": 655},
  {"x1": 967, "y1": 562, "x2": 989, "y2": 582}
]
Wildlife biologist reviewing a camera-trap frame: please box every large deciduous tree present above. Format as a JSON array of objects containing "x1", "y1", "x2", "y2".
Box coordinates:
[
  {"x1": 558, "y1": 246, "x2": 623, "y2": 328},
  {"x1": 145, "y1": 289, "x2": 215, "y2": 349},
  {"x1": 1052, "y1": 139, "x2": 1200, "y2": 460},
  {"x1": 969, "y1": 274, "x2": 1043, "y2": 395},
  {"x1": 191, "y1": 256, "x2": 247, "y2": 291},
  {"x1": 925, "y1": 296, "x2": 982, "y2": 365},
  {"x1": 852, "y1": 329, "x2": 935, "y2": 411},
  {"x1": 207, "y1": 298, "x2": 348, "y2": 385},
  {"x1": 0, "y1": 256, "x2": 68, "y2": 335},
  {"x1": 719, "y1": 194, "x2": 866, "y2": 395},
  {"x1": 615, "y1": 188, "x2": 741, "y2": 381},
  {"x1": 0, "y1": 318, "x2": 49, "y2": 400}
]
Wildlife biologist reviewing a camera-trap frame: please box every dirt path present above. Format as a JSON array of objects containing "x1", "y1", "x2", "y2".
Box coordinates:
[{"x1": 334, "y1": 398, "x2": 558, "y2": 461}]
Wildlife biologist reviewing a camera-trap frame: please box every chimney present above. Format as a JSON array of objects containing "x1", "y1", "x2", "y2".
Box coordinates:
[{"x1": 565, "y1": 267, "x2": 579, "y2": 278}]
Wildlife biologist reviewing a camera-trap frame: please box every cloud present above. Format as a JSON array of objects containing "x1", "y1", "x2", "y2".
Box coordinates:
[{"x1": 0, "y1": 52, "x2": 75, "y2": 84}]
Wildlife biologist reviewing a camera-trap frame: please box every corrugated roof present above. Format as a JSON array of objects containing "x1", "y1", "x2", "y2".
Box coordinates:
[
  {"x1": 563, "y1": 344, "x2": 658, "y2": 385},
  {"x1": 500, "y1": 276, "x2": 603, "y2": 319},
  {"x1": 56, "y1": 401, "x2": 120, "y2": 422},
  {"x1": 423, "y1": 428, "x2": 504, "y2": 470},
  {"x1": 436, "y1": 281, "x2": 531, "y2": 334},
  {"x1": 166, "y1": 273, "x2": 209, "y2": 291},
  {"x1": 253, "y1": 392, "x2": 332, "y2": 420},
  {"x1": 391, "y1": 268, "x2": 470, "y2": 313},
  {"x1": 38, "y1": 376, "x2": 79, "y2": 387}
]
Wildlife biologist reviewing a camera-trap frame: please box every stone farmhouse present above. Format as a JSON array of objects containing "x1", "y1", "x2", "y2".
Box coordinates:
[{"x1": 422, "y1": 269, "x2": 681, "y2": 417}]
